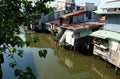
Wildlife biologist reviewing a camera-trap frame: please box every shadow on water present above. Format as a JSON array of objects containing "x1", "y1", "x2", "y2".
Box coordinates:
[
  {"x1": 76, "y1": 46, "x2": 94, "y2": 56},
  {"x1": 90, "y1": 59, "x2": 120, "y2": 79},
  {"x1": 25, "y1": 32, "x2": 120, "y2": 79},
  {"x1": 0, "y1": 47, "x2": 38, "y2": 79},
  {"x1": 0, "y1": 54, "x2": 4, "y2": 79}
]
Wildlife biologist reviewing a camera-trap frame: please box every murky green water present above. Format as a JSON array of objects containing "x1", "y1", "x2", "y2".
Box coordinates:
[{"x1": 1, "y1": 32, "x2": 120, "y2": 79}]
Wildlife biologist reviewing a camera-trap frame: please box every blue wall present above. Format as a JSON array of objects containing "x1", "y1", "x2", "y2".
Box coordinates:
[{"x1": 103, "y1": 14, "x2": 120, "y2": 32}]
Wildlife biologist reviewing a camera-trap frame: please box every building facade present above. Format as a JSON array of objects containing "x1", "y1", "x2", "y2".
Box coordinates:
[
  {"x1": 90, "y1": 0, "x2": 120, "y2": 73},
  {"x1": 56, "y1": 0, "x2": 75, "y2": 12}
]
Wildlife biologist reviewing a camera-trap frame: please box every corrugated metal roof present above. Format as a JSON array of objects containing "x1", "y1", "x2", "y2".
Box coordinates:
[
  {"x1": 58, "y1": 10, "x2": 86, "y2": 18},
  {"x1": 61, "y1": 22, "x2": 101, "y2": 30},
  {"x1": 49, "y1": 20, "x2": 60, "y2": 25},
  {"x1": 93, "y1": 10, "x2": 120, "y2": 14},
  {"x1": 90, "y1": 30, "x2": 120, "y2": 41},
  {"x1": 101, "y1": 1, "x2": 120, "y2": 8}
]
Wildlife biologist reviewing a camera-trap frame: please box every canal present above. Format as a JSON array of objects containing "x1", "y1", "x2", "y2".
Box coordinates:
[{"x1": 1, "y1": 32, "x2": 120, "y2": 79}]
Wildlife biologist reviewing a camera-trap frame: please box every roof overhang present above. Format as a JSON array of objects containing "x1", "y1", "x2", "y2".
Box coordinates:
[
  {"x1": 90, "y1": 30, "x2": 120, "y2": 41},
  {"x1": 101, "y1": 1, "x2": 120, "y2": 8},
  {"x1": 45, "y1": 20, "x2": 60, "y2": 26},
  {"x1": 93, "y1": 10, "x2": 120, "y2": 14},
  {"x1": 61, "y1": 22, "x2": 102, "y2": 31}
]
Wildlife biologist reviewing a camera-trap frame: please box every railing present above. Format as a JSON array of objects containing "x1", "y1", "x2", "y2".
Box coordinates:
[
  {"x1": 94, "y1": 44, "x2": 109, "y2": 58},
  {"x1": 101, "y1": 8, "x2": 120, "y2": 14}
]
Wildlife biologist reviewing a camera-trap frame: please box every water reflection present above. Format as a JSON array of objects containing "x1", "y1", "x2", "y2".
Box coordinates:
[
  {"x1": 0, "y1": 54, "x2": 4, "y2": 79},
  {"x1": 90, "y1": 59, "x2": 120, "y2": 79},
  {"x1": 1, "y1": 47, "x2": 37, "y2": 79},
  {"x1": 54, "y1": 50, "x2": 92, "y2": 74},
  {"x1": 26, "y1": 32, "x2": 120, "y2": 79}
]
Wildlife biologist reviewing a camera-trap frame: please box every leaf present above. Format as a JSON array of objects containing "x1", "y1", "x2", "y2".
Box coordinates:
[
  {"x1": 26, "y1": 66, "x2": 32, "y2": 72},
  {"x1": 14, "y1": 69, "x2": 21, "y2": 77},
  {"x1": 43, "y1": 49, "x2": 47, "y2": 54},
  {"x1": 9, "y1": 48, "x2": 16, "y2": 53},
  {"x1": 26, "y1": 41, "x2": 31, "y2": 47},
  {"x1": 32, "y1": 37, "x2": 39, "y2": 43},
  {"x1": 38, "y1": 50, "x2": 43, "y2": 57},
  {"x1": 18, "y1": 50, "x2": 24, "y2": 57},
  {"x1": 8, "y1": 54, "x2": 14, "y2": 58},
  {"x1": 9, "y1": 62, "x2": 17, "y2": 68},
  {"x1": 19, "y1": 73, "x2": 27, "y2": 79}
]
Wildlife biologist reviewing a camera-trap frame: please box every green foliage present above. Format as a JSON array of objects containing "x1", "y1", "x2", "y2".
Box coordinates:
[
  {"x1": 18, "y1": 50, "x2": 24, "y2": 57},
  {"x1": 32, "y1": 36, "x2": 39, "y2": 43},
  {"x1": 9, "y1": 61, "x2": 17, "y2": 68},
  {"x1": 14, "y1": 66, "x2": 36, "y2": 79},
  {"x1": 53, "y1": 29, "x2": 58, "y2": 36},
  {"x1": 9, "y1": 48, "x2": 16, "y2": 53},
  {"x1": 39, "y1": 49, "x2": 48, "y2": 58},
  {"x1": 34, "y1": 0, "x2": 54, "y2": 15},
  {"x1": 8, "y1": 53, "x2": 14, "y2": 58},
  {"x1": 93, "y1": 38, "x2": 109, "y2": 47},
  {"x1": 0, "y1": 0, "x2": 54, "y2": 47},
  {"x1": 14, "y1": 69, "x2": 22, "y2": 77},
  {"x1": 0, "y1": 0, "x2": 54, "y2": 78}
]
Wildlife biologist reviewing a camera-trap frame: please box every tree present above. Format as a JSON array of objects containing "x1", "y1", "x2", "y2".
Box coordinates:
[{"x1": 0, "y1": 0, "x2": 54, "y2": 78}]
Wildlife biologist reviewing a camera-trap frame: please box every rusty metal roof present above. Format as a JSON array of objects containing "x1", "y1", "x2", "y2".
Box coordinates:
[
  {"x1": 49, "y1": 20, "x2": 60, "y2": 26},
  {"x1": 58, "y1": 10, "x2": 86, "y2": 18},
  {"x1": 61, "y1": 22, "x2": 102, "y2": 30}
]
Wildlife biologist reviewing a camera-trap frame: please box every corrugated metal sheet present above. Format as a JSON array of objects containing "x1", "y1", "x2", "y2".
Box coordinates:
[
  {"x1": 61, "y1": 22, "x2": 101, "y2": 30},
  {"x1": 101, "y1": 1, "x2": 120, "y2": 8},
  {"x1": 49, "y1": 20, "x2": 60, "y2": 26},
  {"x1": 90, "y1": 30, "x2": 120, "y2": 41}
]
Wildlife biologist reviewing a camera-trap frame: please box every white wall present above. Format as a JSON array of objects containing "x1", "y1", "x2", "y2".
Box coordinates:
[{"x1": 86, "y1": 3, "x2": 95, "y2": 11}]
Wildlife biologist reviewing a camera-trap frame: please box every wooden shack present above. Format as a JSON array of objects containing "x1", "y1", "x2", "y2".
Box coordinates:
[
  {"x1": 90, "y1": 30, "x2": 120, "y2": 73},
  {"x1": 59, "y1": 22, "x2": 102, "y2": 51}
]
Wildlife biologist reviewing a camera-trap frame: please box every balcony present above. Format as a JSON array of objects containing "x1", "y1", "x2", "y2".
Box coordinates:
[
  {"x1": 94, "y1": 44, "x2": 109, "y2": 59},
  {"x1": 93, "y1": 38, "x2": 109, "y2": 59}
]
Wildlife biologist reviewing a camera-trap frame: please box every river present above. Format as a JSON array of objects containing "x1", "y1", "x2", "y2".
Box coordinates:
[{"x1": 1, "y1": 32, "x2": 120, "y2": 79}]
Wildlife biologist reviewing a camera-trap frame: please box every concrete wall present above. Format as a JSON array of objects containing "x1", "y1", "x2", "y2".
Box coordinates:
[
  {"x1": 86, "y1": 3, "x2": 95, "y2": 11},
  {"x1": 72, "y1": 14, "x2": 86, "y2": 23},
  {"x1": 57, "y1": 1, "x2": 66, "y2": 11},
  {"x1": 80, "y1": 3, "x2": 95, "y2": 11}
]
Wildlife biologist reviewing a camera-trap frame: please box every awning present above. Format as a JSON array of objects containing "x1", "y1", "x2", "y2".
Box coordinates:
[
  {"x1": 61, "y1": 22, "x2": 101, "y2": 30},
  {"x1": 45, "y1": 20, "x2": 60, "y2": 26},
  {"x1": 101, "y1": 1, "x2": 120, "y2": 8},
  {"x1": 90, "y1": 30, "x2": 120, "y2": 41},
  {"x1": 49, "y1": 20, "x2": 60, "y2": 25}
]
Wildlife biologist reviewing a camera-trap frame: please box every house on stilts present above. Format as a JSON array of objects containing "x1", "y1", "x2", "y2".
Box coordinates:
[
  {"x1": 90, "y1": 0, "x2": 120, "y2": 73},
  {"x1": 57, "y1": 10, "x2": 103, "y2": 51}
]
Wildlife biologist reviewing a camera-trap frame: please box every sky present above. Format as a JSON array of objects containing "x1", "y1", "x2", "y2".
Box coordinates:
[{"x1": 51, "y1": 0, "x2": 101, "y2": 6}]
